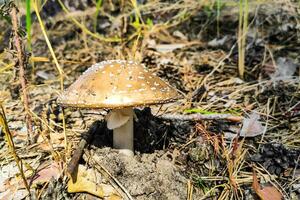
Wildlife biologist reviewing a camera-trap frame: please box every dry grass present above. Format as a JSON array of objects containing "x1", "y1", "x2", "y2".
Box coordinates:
[{"x1": 0, "y1": 0, "x2": 299, "y2": 199}]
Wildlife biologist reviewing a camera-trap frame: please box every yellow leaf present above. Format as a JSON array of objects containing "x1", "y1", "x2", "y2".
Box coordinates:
[{"x1": 68, "y1": 165, "x2": 122, "y2": 199}]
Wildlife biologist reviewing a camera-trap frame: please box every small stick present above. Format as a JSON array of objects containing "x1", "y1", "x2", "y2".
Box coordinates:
[
  {"x1": 67, "y1": 121, "x2": 100, "y2": 181},
  {"x1": 10, "y1": 6, "x2": 33, "y2": 143},
  {"x1": 158, "y1": 113, "x2": 243, "y2": 122}
]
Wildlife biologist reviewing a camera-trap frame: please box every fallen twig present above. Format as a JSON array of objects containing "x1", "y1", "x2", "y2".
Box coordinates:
[
  {"x1": 10, "y1": 5, "x2": 33, "y2": 143},
  {"x1": 67, "y1": 120, "x2": 101, "y2": 181},
  {"x1": 158, "y1": 113, "x2": 243, "y2": 122}
]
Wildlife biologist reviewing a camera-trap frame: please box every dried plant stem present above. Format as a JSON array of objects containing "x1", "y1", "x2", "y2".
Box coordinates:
[
  {"x1": 57, "y1": 0, "x2": 120, "y2": 42},
  {"x1": 10, "y1": 6, "x2": 33, "y2": 143},
  {"x1": 158, "y1": 113, "x2": 243, "y2": 122},
  {"x1": 238, "y1": 0, "x2": 249, "y2": 79},
  {"x1": 32, "y1": 1, "x2": 64, "y2": 90},
  {"x1": 32, "y1": 1, "x2": 68, "y2": 154},
  {"x1": 0, "y1": 105, "x2": 30, "y2": 194}
]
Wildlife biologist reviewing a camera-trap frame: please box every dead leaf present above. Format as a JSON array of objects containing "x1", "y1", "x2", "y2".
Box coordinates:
[
  {"x1": 36, "y1": 70, "x2": 55, "y2": 80},
  {"x1": 0, "y1": 188, "x2": 27, "y2": 200},
  {"x1": 240, "y1": 112, "x2": 264, "y2": 137},
  {"x1": 172, "y1": 30, "x2": 188, "y2": 40},
  {"x1": 259, "y1": 186, "x2": 283, "y2": 200},
  {"x1": 49, "y1": 133, "x2": 65, "y2": 145},
  {"x1": 252, "y1": 171, "x2": 282, "y2": 200},
  {"x1": 0, "y1": 177, "x2": 27, "y2": 200},
  {"x1": 68, "y1": 165, "x2": 121, "y2": 199},
  {"x1": 31, "y1": 162, "x2": 61, "y2": 185},
  {"x1": 38, "y1": 142, "x2": 52, "y2": 151},
  {"x1": 152, "y1": 44, "x2": 187, "y2": 53},
  {"x1": 271, "y1": 57, "x2": 298, "y2": 79},
  {"x1": 208, "y1": 36, "x2": 228, "y2": 47},
  {"x1": 0, "y1": 91, "x2": 10, "y2": 102}
]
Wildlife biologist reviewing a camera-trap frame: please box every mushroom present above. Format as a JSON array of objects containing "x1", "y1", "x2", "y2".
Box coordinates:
[{"x1": 57, "y1": 60, "x2": 181, "y2": 156}]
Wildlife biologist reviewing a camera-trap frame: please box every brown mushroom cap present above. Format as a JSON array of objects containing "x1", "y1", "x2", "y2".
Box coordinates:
[{"x1": 57, "y1": 60, "x2": 181, "y2": 109}]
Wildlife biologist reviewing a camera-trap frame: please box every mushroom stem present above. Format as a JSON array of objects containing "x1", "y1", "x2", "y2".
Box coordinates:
[{"x1": 112, "y1": 108, "x2": 134, "y2": 156}]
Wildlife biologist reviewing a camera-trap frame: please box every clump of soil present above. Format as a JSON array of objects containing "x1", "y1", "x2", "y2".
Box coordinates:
[{"x1": 87, "y1": 148, "x2": 201, "y2": 200}]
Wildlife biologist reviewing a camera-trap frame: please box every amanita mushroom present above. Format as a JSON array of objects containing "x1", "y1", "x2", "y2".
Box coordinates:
[{"x1": 57, "y1": 60, "x2": 181, "y2": 156}]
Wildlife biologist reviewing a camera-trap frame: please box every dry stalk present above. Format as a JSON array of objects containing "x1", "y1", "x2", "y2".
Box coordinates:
[
  {"x1": 57, "y1": 0, "x2": 120, "y2": 42},
  {"x1": 238, "y1": 0, "x2": 249, "y2": 79},
  {"x1": 32, "y1": 0, "x2": 69, "y2": 154},
  {"x1": 10, "y1": 6, "x2": 33, "y2": 143},
  {"x1": 0, "y1": 105, "x2": 30, "y2": 194},
  {"x1": 158, "y1": 113, "x2": 243, "y2": 122}
]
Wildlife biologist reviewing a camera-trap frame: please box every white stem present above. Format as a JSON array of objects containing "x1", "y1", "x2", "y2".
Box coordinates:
[{"x1": 112, "y1": 108, "x2": 134, "y2": 156}]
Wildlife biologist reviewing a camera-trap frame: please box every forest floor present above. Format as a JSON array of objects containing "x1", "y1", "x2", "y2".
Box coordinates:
[{"x1": 0, "y1": 0, "x2": 300, "y2": 199}]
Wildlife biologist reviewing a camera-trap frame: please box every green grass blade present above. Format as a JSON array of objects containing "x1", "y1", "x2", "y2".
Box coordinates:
[
  {"x1": 26, "y1": 0, "x2": 32, "y2": 50},
  {"x1": 93, "y1": 0, "x2": 103, "y2": 31},
  {"x1": 216, "y1": 0, "x2": 221, "y2": 37}
]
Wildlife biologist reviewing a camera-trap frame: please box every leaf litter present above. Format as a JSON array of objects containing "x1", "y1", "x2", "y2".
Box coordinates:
[
  {"x1": 0, "y1": 0, "x2": 300, "y2": 199},
  {"x1": 240, "y1": 112, "x2": 265, "y2": 138}
]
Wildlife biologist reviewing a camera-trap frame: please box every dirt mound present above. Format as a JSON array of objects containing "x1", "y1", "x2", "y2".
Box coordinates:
[{"x1": 86, "y1": 148, "x2": 201, "y2": 200}]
